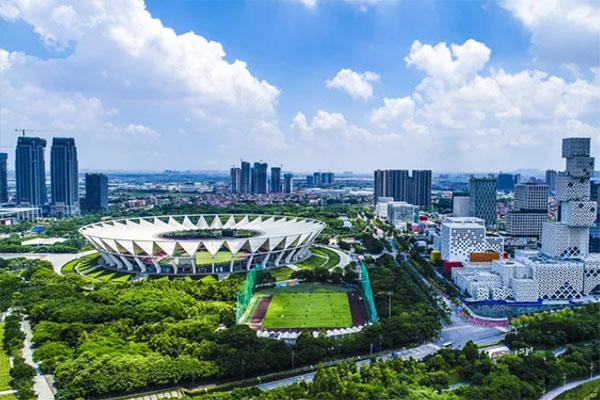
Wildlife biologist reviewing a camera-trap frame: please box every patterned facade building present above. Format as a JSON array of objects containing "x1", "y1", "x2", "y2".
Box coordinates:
[
  {"x1": 507, "y1": 183, "x2": 548, "y2": 237},
  {"x1": 440, "y1": 217, "x2": 504, "y2": 263}
]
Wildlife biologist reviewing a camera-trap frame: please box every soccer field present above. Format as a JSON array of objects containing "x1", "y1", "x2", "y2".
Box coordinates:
[{"x1": 262, "y1": 291, "x2": 352, "y2": 328}]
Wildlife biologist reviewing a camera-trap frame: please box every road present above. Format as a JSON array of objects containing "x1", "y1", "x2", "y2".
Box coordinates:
[
  {"x1": 21, "y1": 318, "x2": 55, "y2": 399},
  {"x1": 258, "y1": 343, "x2": 441, "y2": 390},
  {"x1": 539, "y1": 375, "x2": 599, "y2": 400}
]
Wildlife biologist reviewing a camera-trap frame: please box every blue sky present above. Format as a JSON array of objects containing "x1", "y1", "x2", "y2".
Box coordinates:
[{"x1": 0, "y1": 0, "x2": 598, "y2": 172}]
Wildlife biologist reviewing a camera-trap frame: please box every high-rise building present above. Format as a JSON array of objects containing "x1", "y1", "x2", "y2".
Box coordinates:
[
  {"x1": 321, "y1": 172, "x2": 335, "y2": 186},
  {"x1": 50, "y1": 138, "x2": 79, "y2": 217},
  {"x1": 240, "y1": 161, "x2": 251, "y2": 194},
  {"x1": 452, "y1": 192, "x2": 470, "y2": 217},
  {"x1": 374, "y1": 169, "x2": 429, "y2": 206},
  {"x1": 271, "y1": 167, "x2": 282, "y2": 193},
  {"x1": 589, "y1": 182, "x2": 600, "y2": 252},
  {"x1": 82, "y1": 173, "x2": 108, "y2": 212},
  {"x1": 542, "y1": 138, "x2": 596, "y2": 259},
  {"x1": 497, "y1": 173, "x2": 515, "y2": 193},
  {"x1": 412, "y1": 170, "x2": 432, "y2": 207},
  {"x1": 440, "y1": 217, "x2": 504, "y2": 264},
  {"x1": 507, "y1": 183, "x2": 549, "y2": 237},
  {"x1": 0, "y1": 153, "x2": 7, "y2": 203},
  {"x1": 16, "y1": 136, "x2": 47, "y2": 207},
  {"x1": 284, "y1": 173, "x2": 294, "y2": 194},
  {"x1": 545, "y1": 169, "x2": 557, "y2": 194},
  {"x1": 469, "y1": 177, "x2": 497, "y2": 228},
  {"x1": 230, "y1": 167, "x2": 241, "y2": 194},
  {"x1": 251, "y1": 162, "x2": 268, "y2": 194},
  {"x1": 313, "y1": 172, "x2": 321, "y2": 187},
  {"x1": 387, "y1": 201, "x2": 419, "y2": 231}
]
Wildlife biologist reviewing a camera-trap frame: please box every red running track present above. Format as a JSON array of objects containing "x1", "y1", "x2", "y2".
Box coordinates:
[
  {"x1": 348, "y1": 292, "x2": 367, "y2": 327},
  {"x1": 249, "y1": 295, "x2": 272, "y2": 329}
]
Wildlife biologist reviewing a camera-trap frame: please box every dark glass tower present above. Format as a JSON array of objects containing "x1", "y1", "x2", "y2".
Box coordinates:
[
  {"x1": 230, "y1": 167, "x2": 241, "y2": 193},
  {"x1": 251, "y1": 162, "x2": 268, "y2": 194},
  {"x1": 411, "y1": 170, "x2": 432, "y2": 207},
  {"x1": 0, "y1": 153, "x2": 7, "y2": 203},
  {"x1": 271, "y1": 167, "x2": 282, "y2": 193},
  {"x1": 240, "y1": 161, "x2": 251, "y2": 194},
  {"x1": 83, "y1": 173, "x2": 108, "y2": 211},
  {"x1": 16, "y1": 136, "x2": 47, "y2": 207},
  {"x1": 50, "y1": 138, "x2": 79, "y2": 217}
]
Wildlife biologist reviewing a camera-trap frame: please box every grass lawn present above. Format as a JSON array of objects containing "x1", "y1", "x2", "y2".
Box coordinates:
[
  {"x1": 447, "y1": 370, "x2": 462, "y2": 385},
  {"x1": 0, "y1": 394, "x2": 17, "y2": 400},
  {"x1": 294, "y1": 254, "x2": 327, "y2": 269},
  {"x1": 60, "y1": 253, "x2": 100, "y2": 275},
  {"x1": 60, "y1": 258, "x2": 79, "y2": 274},
  {"x1": 262, "y1": 291, "x2": 352, "y2": 328},
  {"x1": 556, "y1": 378, "x2": 600, "y2": 400},
  {"x1": 195, "y1": 251, "x2": 241, "y2": 265},
  {"x1": 0, "y1": 323, "x2": 11, "y2": 391},
  {"x1": 269, "y1": 266, "x2": 294, "y2": 281}
]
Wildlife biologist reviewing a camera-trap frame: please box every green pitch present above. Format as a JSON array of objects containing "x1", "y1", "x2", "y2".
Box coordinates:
[{"x1": 262, "y1": 291, "x2": 352, "y2": 328}]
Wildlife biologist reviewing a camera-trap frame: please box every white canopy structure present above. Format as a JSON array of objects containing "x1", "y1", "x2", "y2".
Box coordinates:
[{"x1": 80, "y1": 214, "x2": 325, "y2": 275}]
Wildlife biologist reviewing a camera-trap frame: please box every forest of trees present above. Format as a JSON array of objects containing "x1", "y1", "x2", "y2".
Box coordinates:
[{"x1": 188, "y1": 341, "x2": 600, "y2": 400}]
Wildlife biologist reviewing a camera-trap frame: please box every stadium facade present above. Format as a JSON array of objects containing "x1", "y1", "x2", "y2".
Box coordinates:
[{"x1": 80, "y1": 214, "x2": 325, "y2": 275}]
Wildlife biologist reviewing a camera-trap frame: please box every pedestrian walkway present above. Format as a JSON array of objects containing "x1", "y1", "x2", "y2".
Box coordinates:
[
  {"x1": 539, "y1": 375, "x2": 599, "y2": 400},
  {"x1": 124, "y1": 389, "x2": 182, "y2": 400},
  {"x1": 21, "y1": 318, "x2": 55, "y2": 399}
]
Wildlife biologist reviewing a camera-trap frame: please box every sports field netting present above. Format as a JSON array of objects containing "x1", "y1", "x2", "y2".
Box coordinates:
[
  {"x1": 361, "y1": 262, "x2": 378, "y2": 323},
  {"x1": 236, "y1": 267, "x2": 257, "y2": 323}
]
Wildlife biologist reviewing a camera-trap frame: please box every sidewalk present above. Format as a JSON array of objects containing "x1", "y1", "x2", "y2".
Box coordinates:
[{"x1": 539, "y1": 375, "x2": 599, "y2": 400}]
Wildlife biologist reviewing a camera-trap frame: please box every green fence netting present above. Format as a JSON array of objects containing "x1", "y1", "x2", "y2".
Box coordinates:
[
  {"x1": 361, "y1": 262, "x2": 378, "y2": 323},
  {"x1": 236, "y1": 267, "x2": 258, "y2": 324}
]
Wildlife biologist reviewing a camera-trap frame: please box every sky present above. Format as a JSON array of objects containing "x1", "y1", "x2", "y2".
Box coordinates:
[{"x1": 0, "y1": 0, "x2": 598, "y2": 173}]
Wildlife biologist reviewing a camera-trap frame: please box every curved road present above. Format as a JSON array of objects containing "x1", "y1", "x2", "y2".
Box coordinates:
[{"x1": 539, "y1": 376, "x2": 599, "y2": 400}]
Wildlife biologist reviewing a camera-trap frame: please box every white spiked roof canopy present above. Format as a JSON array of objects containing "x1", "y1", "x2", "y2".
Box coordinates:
[{"x1": 80, "y1": 214, "x2": 325, "y2": 257}]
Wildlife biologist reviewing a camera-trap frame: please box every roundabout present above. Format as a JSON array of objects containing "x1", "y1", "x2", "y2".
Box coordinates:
[{"x1": 79, "y1": 214, "x2": 325, "y2": 275}]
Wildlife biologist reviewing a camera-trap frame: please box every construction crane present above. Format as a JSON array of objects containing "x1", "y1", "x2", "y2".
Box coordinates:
[{"x1": 14, "y1": 128, "x2": 53, "y2": 137}]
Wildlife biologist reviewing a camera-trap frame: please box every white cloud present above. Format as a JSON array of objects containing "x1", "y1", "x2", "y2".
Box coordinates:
[
  {"x1": 291, "y1": 0, "x2": 394, "y2": 11},
  {"x1": 125, "y1": 124, "x2": 160, "y2": 139},
  {"x1": 0, "y1": 0, "x2": 281, "y2": 169},
  {"x1": 499, "y1": 0, "x2": 600, "y2": 68},
  {"x1": 326, "y1": 69, "x2": 379, "y2": 100}
]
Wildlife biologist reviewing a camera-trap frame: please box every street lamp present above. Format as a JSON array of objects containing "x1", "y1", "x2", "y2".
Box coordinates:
[
  {"x1": 387, "y1": 291, "x2": 393, "y2": 319},
  {"x1": 292, "y1": 350, "x2": 295, "y2": 370}
]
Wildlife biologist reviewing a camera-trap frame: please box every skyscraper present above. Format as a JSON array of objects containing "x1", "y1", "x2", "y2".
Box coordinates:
[
  {"x1": 284, "y1": 173, "x2": 294, "y2": 194},
  {"x1": 507, "y1": 183, "x2": 549, "y2": 237},
  {"x1": 251, "y1": 162, "x2": 268, "y2": 194},
  {"x1": 543, "y1": 138, "x2": 596, "y2": 259},
  {"x1": 82, "y1": 173, "x2": 108, "y2": 212},
  {"x1": 321, "y1": 172, "x2": 335, "y2": 186},
  {"x1": 411, "y1": 170, "x2": 432, "y2": 207},
  {"x1": 271, "y1": 167, "x2": 282, "y2": 193},
  {"x1": 545, "y1": 169, "x2": 557, "y2": 194},
  {"x1": 313, "y1": 172, "x2": 321, "y2": 187},
  {"x1": 497, "y1": 173, "x2": 515, "y2": 193},
  {"x1": 230, "y1": 167, "x2": 241, "y2": 193},
  {"x1": 469, "y1": 177, "x2": 497, "y2": 228},
  {"x1": 0, "y1": 153, "x2": 7, "y2": 203},
  {"x1": 240, "y1": 161, "x2": 251, "y2": 194},
  {"x1": 16, "y1": 136, "x2": 47, "y2": 207},
  {"x1": 306, "y1": 175, "x2": 314, "y2": 186},
  {"x1": 50, "y1": 138, "x2": 79, "y2": 217}
]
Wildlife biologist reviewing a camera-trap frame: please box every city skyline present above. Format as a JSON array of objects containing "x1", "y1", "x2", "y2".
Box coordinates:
[{"x1": 0, "y1": 0, "x2": 598, "y2": 172}]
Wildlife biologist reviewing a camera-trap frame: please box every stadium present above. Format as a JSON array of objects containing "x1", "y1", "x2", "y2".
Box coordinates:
[{"x1": 79, "y1": 214, "x2": 325, "y2": 275}]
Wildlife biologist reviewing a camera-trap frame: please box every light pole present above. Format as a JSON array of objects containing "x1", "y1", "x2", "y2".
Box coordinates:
[
  {"x1": 387, "y1": 291, "x2": 393, "y2": 319},
  {"x1": 563, "y1": 372, "x2": 567, "y2": 387},
  {"x1": 590, "y1": 363, "x2": 594, "y2": 379},
  {"x1": 292, "y1": 350, "x2": 295, "y2": 370},
  {"x1": 242, "y1": 360, "x2": 245, "y2": 380}
]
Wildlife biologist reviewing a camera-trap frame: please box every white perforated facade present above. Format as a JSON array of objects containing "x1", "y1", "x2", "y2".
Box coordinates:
[{"x1": 441, "y1": 217, "x2": 503, "y2": 263}]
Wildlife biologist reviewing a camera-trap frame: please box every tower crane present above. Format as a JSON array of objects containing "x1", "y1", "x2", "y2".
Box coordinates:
[{"x1": 14, "y1": 128, "x2": 53, "y2": 137}]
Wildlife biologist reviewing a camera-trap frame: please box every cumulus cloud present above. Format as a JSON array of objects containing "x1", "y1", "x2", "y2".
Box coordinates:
[
  {"x1": 125, "y1": 124, "x2": 160, "y2": 139},
  {"x1": 326, "y1": 69, "x2": 380, "y2": 100},
  {"x1": 499, "y1": 0, "x2": 600, "y2": 68},
  {"x1": 0, "y1": 0, "x2": 281, "y2": 169},
  {"x1": 291, "y1": 0, "x2": 394, "y2": 11}
]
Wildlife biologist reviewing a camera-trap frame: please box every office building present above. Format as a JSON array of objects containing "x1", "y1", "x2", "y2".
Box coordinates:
[
  {"x1": 452, "y1": 193, "x2": 470, "y2": 217},
  {"x1": 82, "y1": 173, "x2": 108, "y2": 211},
  {"x1": 284, "y1": 173, "x2": 294, "y2": 194},
  {"x1": 412, "y1": 170, "x2": 432, "y2": 207},
  {"x1": 497, "y1": 173, "x2": 515, "y2": 193},
  {"x1": 16, "y1": 136, "x2": 47, "y2": 207},
  {"x1": 230, "y1": 167, "x2": 241, "y2": 194},
  {"x1": 469, "y1": 177, "x2": 497, "y2": 228},
  {"x1": 507, "y1": 183, "x2": 548, "y2": 237},
  {"x1": 0, "y1": 153, "x2": 7, "y2": 203},
  {"x1": 240, "y1": 161, "x2": 251, "y2": 194},
  {"x1": 306, "y1": 175, "x2": 314, "y2": 186},
  {"x1": 440, "y1": 217, "x2": 504, "y2": 264},
  {"x1": 271, "y1": 167, "x2": 282, "y2": 194},
  {"x1": 375, "y1": 196, "x2": 394, "y2": 219},
  {"x1": 542, "y1": 138, "x2": 596, "y2": 259},
  {"x1": 251, "y1": 162, "x2": 268, "y2": 194},
  {"x1": 545, "y1": 170, "x2": 557, "y2": 193},
  {"x1": 387, "y1": 202, "x2": 419, "y2": 231},
  {"x1": 50, "y1": 138, "x2": 80, "y2": 217}
]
